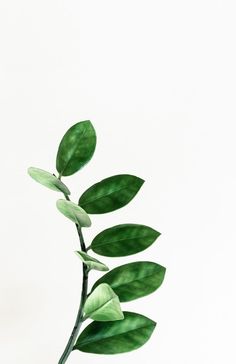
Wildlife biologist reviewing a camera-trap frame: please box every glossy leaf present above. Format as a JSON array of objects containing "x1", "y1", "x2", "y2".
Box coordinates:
[
  {"x1": 75, "y1": 251, "x2": 109, "y2": 271},
  {"x1": 84, "y1": 283, "x2": 124, "y2": 321},
  {"x1": 91, "y1": 224, "x2": 160, "y2": 257},
  {"x1": 79, "y1": 175, "x2": 144, "y2": 214},
  {"x1": 74, "y1": 311, "x2": 156, "y2": 354},
  {"x1": 56, "y1": 120, "x2": 96, "y2": 176},
  {"x1": 92, "y1": 261, "x2": 166, "y2": 302},
  {"x1": 56, "y1": 199, "x2": 91, "y2": 227},
  {"x1": 28, "y1": 167, "x2": 70, "y2": 195}
]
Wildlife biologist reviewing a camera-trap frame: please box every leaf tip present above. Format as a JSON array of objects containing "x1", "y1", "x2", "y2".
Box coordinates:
[
  {"x1": 27, "y1": 166, "x2": 35, "y2": 177},
  {"x1": 56, "y1": 198, "x2": 64, "y2": 206}
]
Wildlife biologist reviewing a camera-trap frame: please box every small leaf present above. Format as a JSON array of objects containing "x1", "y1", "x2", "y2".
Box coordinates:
[
  {"x1": 74, "y1": 311, "x2": 156, "y2": 354},
  {"x1": 56, "y1": 120, "x2": 96, "y2": 176},
  {"x1": 91, "y1": 224, "x2": 160, "y2": 257},
  {"x1": 84, "y1": 283, "x2": 124, "y2": 321},
  {"x1": 75, "y1": 251, "x2": 109, "y2": 271},
  {"x1": 92, "y1": 261, "x2": 166, "y2": 302},
  {"x1": 28, "y1": 167, "x2": 70, "y2": 195},
  {"x1": 79, "y1": 175, "x2": 144, "y2": 214},
  {"x1": 56, "y1": 199, "x2": 91, "y2": 227}
]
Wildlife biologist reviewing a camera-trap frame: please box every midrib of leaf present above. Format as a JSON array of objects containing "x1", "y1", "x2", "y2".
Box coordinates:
[
  {"x1": 78, "y1": 323, "x2": 154, "y2": 347},
  {"x1": 93, "y1": 234, "x2": 155, "y2": 247},
  {"x1": 96, "y1": 270, "x2": 161, "y2": 290},
  {"x1": 84, "y1": 258, "x2": 101, "y2": 264},
  {"x1": 69, "y1": 206, "x2": 81, "y2": 224},
  {"x1": 85, "y1": 261, "x2": 105, "y2": 270}
]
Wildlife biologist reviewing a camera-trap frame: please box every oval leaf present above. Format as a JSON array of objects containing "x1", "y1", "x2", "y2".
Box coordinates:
[
  {"x1": 92, "y1": 261, "x2": 166, "y2": 302},
  {"x1": 91, "y1": 224, "x2": 160, "y2": 257},
  {"x1": 56, "y1": 120, "x2": 96, "y2": 176},
  {"x1": 79, "y1": 175, "x2": 144, "y2": 214},
  {"x1": 28, "y1": 167, "x2": 70, "y2": 195},
  {"x1": 75, "y1": 251, "x2": 109, "y2": 272},
  {"x1": 84, "y1": 283, "x2": 124, "y2": 321},
  {"x1": 74, "y1": 311, "x2": 156, "y2": 354},
  {"x1": 56, "y1": 199, "x2": 91, "y2": 227}
]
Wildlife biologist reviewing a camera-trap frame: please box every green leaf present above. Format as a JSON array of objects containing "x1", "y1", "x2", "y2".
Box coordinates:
[
  {"x1": 56, "y1": 199, "x2": 91, "y2": 227},
  {"x1": 74, "y1": 311, "x2": 156, "y2": 354},
  {"x1": 28, "y1": 167, "x2": 70, "y2": 195},
  {"x1": 92, "y1": 261, "x2": 166, "y2": 302},
  {"x1": 56, "y1": 120, "x2": 96, "y2": 176},
  {"x1": 75, "y1": 251, "x2": 109, "y2": 271},
  {"x1": 91, "y1": 224, "x2": 160, "y2": 257},
  {"x1": 79, "y1": 175, "x2": 144, "y2": 214},
  {"x1": 84, "y1": 283, "x2": 124, "y2": 321}
]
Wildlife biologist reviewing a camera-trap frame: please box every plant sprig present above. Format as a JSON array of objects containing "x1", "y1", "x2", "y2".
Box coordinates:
[{"x1": 28, "y1": 120, "x2": 166, "y2": 363}]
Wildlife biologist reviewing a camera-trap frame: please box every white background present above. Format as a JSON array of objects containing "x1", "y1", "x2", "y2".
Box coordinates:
[{"x1": 0, "y1": 1, "x2": 235, "y2": 363}]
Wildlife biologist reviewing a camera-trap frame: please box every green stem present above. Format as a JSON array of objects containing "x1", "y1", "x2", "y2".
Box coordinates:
[{"x1": 58, "y1": 192, "x2": 89, "y2": 364}]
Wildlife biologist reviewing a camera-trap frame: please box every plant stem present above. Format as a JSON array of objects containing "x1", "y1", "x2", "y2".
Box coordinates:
[{"x1": 58, "y1": 213, "x2": 89, "y2": 363}]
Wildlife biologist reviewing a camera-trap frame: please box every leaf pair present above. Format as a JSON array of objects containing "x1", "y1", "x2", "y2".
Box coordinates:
[
  {"x1": 55, "y1": 119, "x2": 146, "y2": 220},
  {"x1": 76, "y1": 280, "x2": 158, "y2": 354},
  {"x1": 75, "y1": 253, "x2": 124, "y2": 323},
  {"x1": 28, "y1": 120, "x2": 96, "y2": 192}
]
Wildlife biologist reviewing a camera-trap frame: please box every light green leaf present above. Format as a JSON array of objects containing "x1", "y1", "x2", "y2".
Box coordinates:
[
  {"x1": 56, "y1": 120, "x2": 96, "y2": 177},
  {"x1": 79, "y1": 175, "x2": 144, "y2": 214},
  {"x1": 91, "y1": 224, "x2": 160, "y2": 257},
  {"x1": 84, "y1": 283, "x2": 124, "y2": 321},
  {"x1": 74, "y1": 311, "x2": 156, "y2": 354},
  {"x1": 75, "y1": 251, "x2": 109, "y2": 271},
  {"x1": 56, "y1": 199, "x2": 91, "y2": 227},
  {"x1": 28, "y1": 167, "x2": 70, "y2": 195},
  {"x1": 92, "y1": 261, "x2": 166, "y2": 302}
]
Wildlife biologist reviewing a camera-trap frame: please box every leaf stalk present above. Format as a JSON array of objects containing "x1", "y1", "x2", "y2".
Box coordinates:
[{"x1": 58, "y1": 194, "x2": 89, "y2": 364}]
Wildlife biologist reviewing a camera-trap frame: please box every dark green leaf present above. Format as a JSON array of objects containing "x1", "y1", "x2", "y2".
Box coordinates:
[
  {"x1": 79, "y1": 175, "x2": 144, "y2": 214},
  {"x1": 28, "y1": 167, "x2": 70, "y2": 195},
  {"x1": 56, "y1": 199, "x2": 91, "y2": 227},
  {"x1": 75, "y1": 251, "x2": 109, "y2": 271},
  {"x1": 74, "y1": 312, "x2": 156, "y2": 354},
  {"x1": 91, "y1": 224, "x2": 160, "y2": 257},
  {"x1": 92, "y1": 261, "x2": 166, "y2": 302},
  {"x1": 84, "y1": 283, "x2": 124, "y2": 321},
  {"x1": 56, "y1": 120, "x2": 96, "y2": 176}
]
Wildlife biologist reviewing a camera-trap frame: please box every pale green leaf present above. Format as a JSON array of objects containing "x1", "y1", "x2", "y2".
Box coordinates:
[
  {"x1": 28, "y1": 167, "x2": 70, "y2": 195},
  {"x1": 56, "y1": 199, "x2": 91, "y2": 227},
  {"x1": 75, "y1": 251, "x2": 109, "y2": 271},
  {"x1": 84, "y1": 283, "x2": 124, "y2": 321}
]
